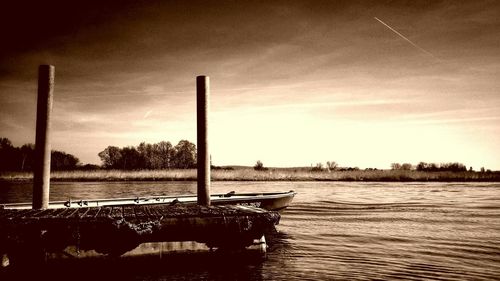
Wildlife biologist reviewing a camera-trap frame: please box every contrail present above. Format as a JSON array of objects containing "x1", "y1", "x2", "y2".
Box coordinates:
[
  {"x1": 374, "y1": 17, "x2": 436, "y2": 59},
  {"x1": 143, "y1": 109, "x2": 153, "y2": 118}
]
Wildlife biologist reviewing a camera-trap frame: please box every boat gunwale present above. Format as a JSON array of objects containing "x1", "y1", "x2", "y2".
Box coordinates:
[{"x1": 1, "y1": 191, "x2": 296, "y2": 210}]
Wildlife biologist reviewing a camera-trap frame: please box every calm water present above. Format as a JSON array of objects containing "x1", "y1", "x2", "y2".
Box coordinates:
[{"x1": 1, "y1": 181, "x2": 500, "y2": 280}]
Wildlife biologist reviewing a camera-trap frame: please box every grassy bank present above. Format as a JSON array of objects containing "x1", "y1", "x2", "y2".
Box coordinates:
[{"x1": 1, "y1": 168, "x2": 499, "y2": 182}]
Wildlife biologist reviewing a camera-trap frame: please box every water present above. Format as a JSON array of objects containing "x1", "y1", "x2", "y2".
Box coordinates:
[{"x1": 1, "y1": 181, "x2": 500, "y2": 280}]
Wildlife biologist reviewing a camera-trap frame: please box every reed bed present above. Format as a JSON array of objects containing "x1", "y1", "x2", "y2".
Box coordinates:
[{"x1": 1, "y1": 169, "x2": 499, "y2": 182}]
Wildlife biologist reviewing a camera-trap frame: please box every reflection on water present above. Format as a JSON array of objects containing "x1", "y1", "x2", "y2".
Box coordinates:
[
  {"x1": 2, "y1": 250, "x2": 268, "y2": 281},
  {"x1": 1, "y1": 181, "x2": 500, "y2": 280}
]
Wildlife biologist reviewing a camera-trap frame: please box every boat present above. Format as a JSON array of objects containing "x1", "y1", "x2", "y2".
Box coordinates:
[{"x1": 0, "y1": 190, "x2": 296, "y2": 212}]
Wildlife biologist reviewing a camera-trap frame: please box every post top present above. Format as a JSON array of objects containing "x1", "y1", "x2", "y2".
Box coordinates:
[{"x1": 39, "y1": 65, "x2": 55, "y2": 71}]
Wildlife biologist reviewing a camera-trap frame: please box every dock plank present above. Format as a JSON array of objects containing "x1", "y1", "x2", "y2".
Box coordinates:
[
  {"x1": 122, "y1": 206, "x2": 135, "y2": 219},
  {"x1": 110, "y1": 206, "x2": 123, "y2": 218},
  {"x1": 133, "y1": 205, "x2": 149, "y2": 219},
  {"x1": 72, "y1": 207, "x2": 91, "y2": 218},
  {"x1": 28, "y1": 208, "x2": 53, "y2": 218},
  {"x1": 3, "y1": 210, "x2": 26, "y2": 220},
  {"x1": 47, "y1": 208, "x2": 70, "y2": 218},
  {"x1": 65, "y1": 208, "x2": 80, "y2": 218},
  {"x1": 145, "y1": 206, "x2": 162, "y2": 219},
  {"x1": 98, "y1": 207, "x2": 113, "y2": 217},
  {"x1": 83, "y1": 207, "x2": 100, "y2": 218}
]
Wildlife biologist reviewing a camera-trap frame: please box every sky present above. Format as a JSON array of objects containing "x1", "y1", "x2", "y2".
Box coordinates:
[{"x1": 1, "y1": 0, "x2": 499, "y2": 170}]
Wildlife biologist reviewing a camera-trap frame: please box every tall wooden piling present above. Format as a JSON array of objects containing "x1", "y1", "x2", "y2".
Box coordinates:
[
  {"x1": 197, "y1": 76, "x2": 210, "y2": 206},
  {"x1": 32, "y1": 65, "x2": 54, "y2": 210}
]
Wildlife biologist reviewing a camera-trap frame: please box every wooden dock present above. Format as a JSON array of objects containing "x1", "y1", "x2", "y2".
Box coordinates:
[
  {"x1": 0, "y1": 204, "x2": 280, "y2": 265},
  {"x1": 0, "y1": 70, "x2": 290, "y2": 269}
]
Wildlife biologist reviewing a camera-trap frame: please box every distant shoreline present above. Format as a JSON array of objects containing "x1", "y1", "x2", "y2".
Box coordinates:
[{"x1": 1, "y1": 168, "x2": 499, "y2": 182}]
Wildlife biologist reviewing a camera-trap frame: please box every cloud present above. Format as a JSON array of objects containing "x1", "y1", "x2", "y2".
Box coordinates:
[{"x1": 1, "y1": 0, "x2": 499, "y2": 168}]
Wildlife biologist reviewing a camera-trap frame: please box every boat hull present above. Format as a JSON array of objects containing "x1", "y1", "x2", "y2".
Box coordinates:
[
  {"x1": 210, "y1": 192, "x2": 296, "y2": 212},
  {"x1": 1, "y1": 191, "x2": 296, "y2": 212}
]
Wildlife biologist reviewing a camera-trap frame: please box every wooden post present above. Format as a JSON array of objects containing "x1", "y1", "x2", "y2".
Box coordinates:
[
  {"x1": 197, "y1": 76, "x2": 210, "y2": 206},
  {"x1": 33, "y1": 65, "x2": 54, "y2": 210}
]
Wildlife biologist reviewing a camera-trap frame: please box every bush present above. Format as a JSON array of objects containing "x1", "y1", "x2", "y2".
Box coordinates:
[
  {"x1": 254, "y1": 160, "x2": 267, "y2": 171},
  {"x1": 311, "y1": 163, "x2": 324, "y2": 172},
  {"x1": 416, "y1": 162, "x2": 467, "y2": 172}
]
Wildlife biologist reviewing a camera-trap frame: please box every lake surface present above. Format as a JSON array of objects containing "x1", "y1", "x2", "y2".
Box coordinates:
[{"x1": 1, "y1": 181, "x2": 500, "y2": 280}]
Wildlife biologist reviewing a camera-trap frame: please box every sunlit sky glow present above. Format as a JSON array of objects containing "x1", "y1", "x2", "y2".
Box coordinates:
[{"x1": 1, "y1": 0, "x2": 499, "y2": 169}]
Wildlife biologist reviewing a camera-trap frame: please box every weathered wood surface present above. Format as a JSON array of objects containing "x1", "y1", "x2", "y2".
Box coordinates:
[
  {"x1": 33, "y1": 65, "x2": 55, "y2": 209},
  {"x1": 197, "y1": 75, "x2": 211, "y2": 206},
  {"x1": 0, "y1": 205, "x2": 279, "y2": 259}
]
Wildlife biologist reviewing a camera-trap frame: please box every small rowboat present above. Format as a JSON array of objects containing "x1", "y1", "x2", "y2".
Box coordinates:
[{"x1": 1, "y1": 190, "x2": 296, "y2": 212}]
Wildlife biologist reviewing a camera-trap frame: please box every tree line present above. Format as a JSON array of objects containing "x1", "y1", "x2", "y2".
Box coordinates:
[
  {"x1": 254, "y1": 160, "x2": 484, "y2": 173},
  {"x1": 0, "y1": 137, "x2": 79, "y2": 171},
  {"x1": 392, "y1": 162, "x2": 469, "y2": 172},
  {"x1": 1, "y1": 135, "x2": 493, "y2": 173},
  {"x1": 98, "y1": 140, "x2": 197, "y2": 170}
]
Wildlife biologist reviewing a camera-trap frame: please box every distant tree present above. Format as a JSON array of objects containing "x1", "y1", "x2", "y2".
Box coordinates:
[
  {"x1": 137, "y1": 142, "x2": 152, "y2": 169},
  {"x1": 0, "y1": 138, "x2": 13, "y2": 150},
  {"x1": 391, "y1": 163, "x2": 412, "y2": 170},
  {"x1": 401, "y1": 163, "x2": 413, "y2": 170},
  {"x1": 416, "y1": 162, "x2": 427, "y2": 171},
  {"x1": 339, "y1": 166, "x2": 360, "y2": 171},
  {"x1": 417, "y1": 162, "x2": 438, "y2": 172},
  {"x1": 1, "y1": 136, "x2": 81, "y2": 171},
  {"x1": 98, "y1": 140, "x2": 195, "y2": 170},
  {"x1": 98, "y1": 146, "x2": 122, "y2": 169},
  {"x1": 172, "y1": 140, "x2": 196, "y2": 169},
  {"x1": 326, "y1": 161, "x2": 338, "y2": 171},
  {"x1": 391, "y1": 163, "x2": 402, "y2": 170},
  {"x1": 440, "y1": 162, "x2": 466, "y2": 172},
  {"x1": 51, "y1": 150, "x2": 79, "y2": 170},
  {"x1": 150, "y1": 143, "x2": 164, "y2": 169},
  {"x1": 429, "y1": 163, "x2": 438, "y2": 171},
  {"x1": 120, "y1": 146, "x2": 142, "y2": 170},
  {"x1": 416, "y1": 162, "x2": 467, "y2": 172},
  {"x1": 20, "y1": 144, "x2": 35, "y2": 171},
  {"x1": 0, "y1": 137, "x2": 16, "y2": 171},
  {"x1": 311, "y1": 162, "x2": 324, "y2": 172},
  {"x1": 157, "y1": 141, "x2": 174, "y2": 169},
  {"x1": 254, "y1": 160, "x2": 267, "y2": 171},
  {"x1": 136, "y1": 141, "x2": 178, "y2": 169},
  {"x1": 79, "y1": 164, "x2": 101, "y2": 170}
]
